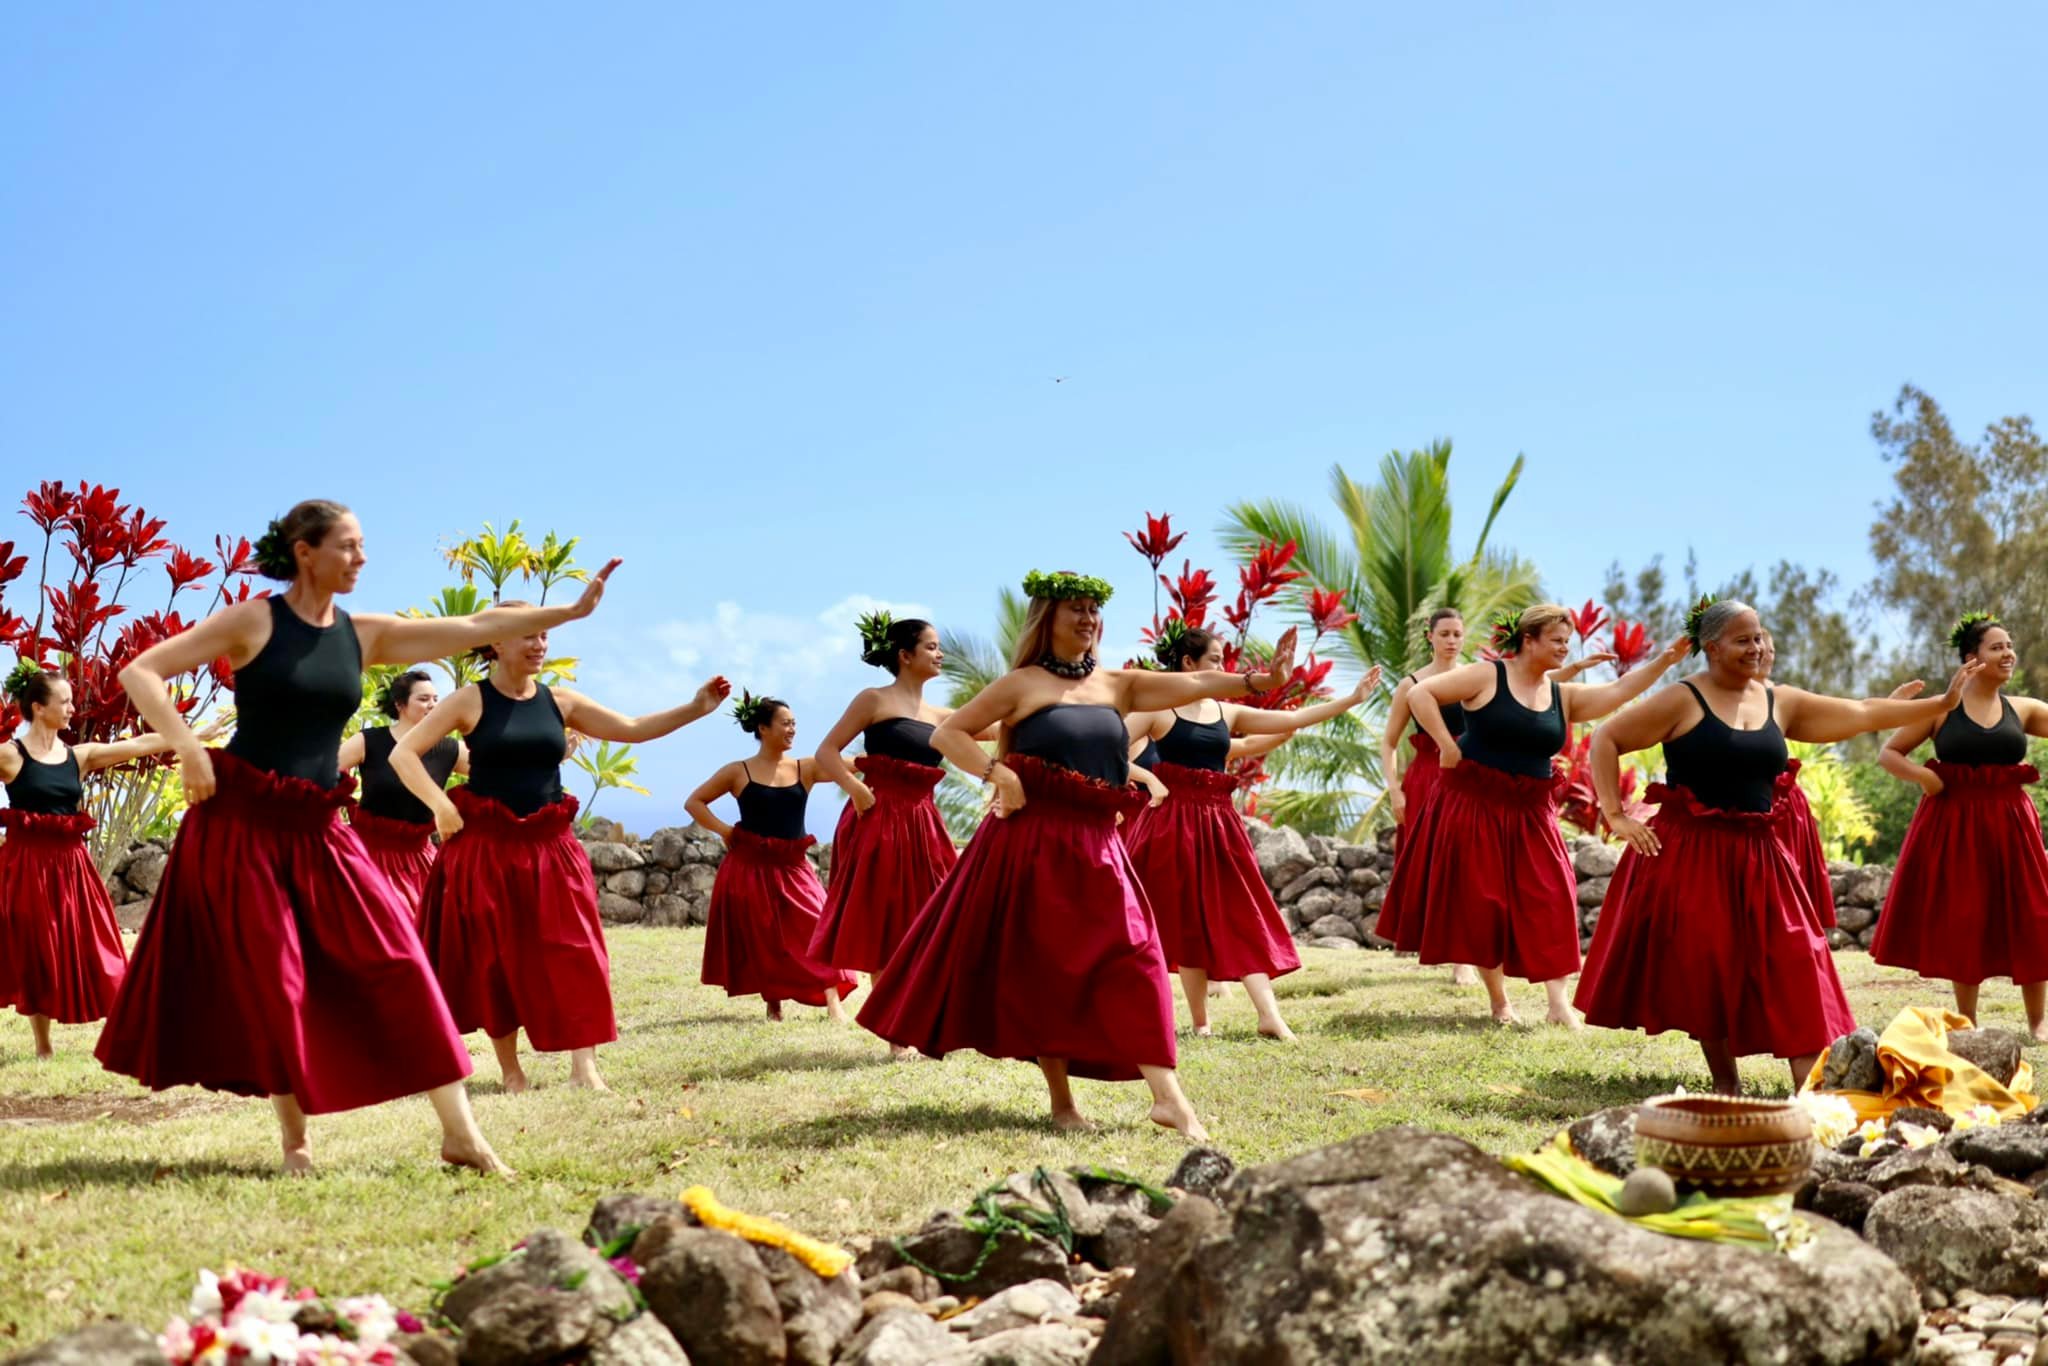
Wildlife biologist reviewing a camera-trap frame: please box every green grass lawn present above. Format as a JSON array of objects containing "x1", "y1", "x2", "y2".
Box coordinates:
[{"x1": 0, "y1": 930, "x2": 2033, "y2": 1345}]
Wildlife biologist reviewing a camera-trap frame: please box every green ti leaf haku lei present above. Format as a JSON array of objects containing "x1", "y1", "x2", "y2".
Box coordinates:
[{"x1": 1023, "y1": 570, "x2": 1114, "y2": 604}]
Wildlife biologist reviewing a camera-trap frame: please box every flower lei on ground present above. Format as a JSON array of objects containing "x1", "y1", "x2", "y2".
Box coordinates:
[
  {"x1": 682, "y1": 1186, "x2": 854, "y2": 1278},
  {"x1": 1683, "y1": 595, "x2": 1717, "y2": 653},
  {"x1": 3, "y1": 657, "x2": 47, "y2": 703},
  {"x1": 730, "y1": 689, "x2": 771, "y2": 731},
  {"x1": 1487, "y1": 609, "x2": 1524, "y2": 655},
  {"x1": 1949, "y1": 611, "x2": 1998, "y2": 653},
  {"x1": 888, "y1": 1165, "x2": 1173, "y2": 1285},
  {"x1": 252, "y1": 518, "x2": 296, "y2": 579},
  {"x1": 856, "y1": 609, "x2": 895, "y2": 661},
  {"x1": 161, "y1": 1267, "x2": 423, "y2": 1365},
  {"x1": 1022, "y1": 569, "x2": 1114, "y2": 604}
]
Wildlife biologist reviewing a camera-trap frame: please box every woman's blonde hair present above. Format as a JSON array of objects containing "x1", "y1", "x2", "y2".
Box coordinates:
[{"x1": 1009, "y1": 597, "x2": 1059, "y2": 672}]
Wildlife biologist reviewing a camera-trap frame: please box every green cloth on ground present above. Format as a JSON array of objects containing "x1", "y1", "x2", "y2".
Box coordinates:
[{"x1": 1503, "y1": 1132, "x2": 1805, "y2": 1253}]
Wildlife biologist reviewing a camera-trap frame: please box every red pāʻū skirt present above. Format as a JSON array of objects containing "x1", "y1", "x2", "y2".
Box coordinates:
[
  {"x1": 703, "y1": 827, "x2": 860, "y2": 1006},
  {"x1": 1575, "y1": 783, "x2": 1855, "y2": 1059},
  {"x1": 857, "y1": 755, "x2": 1176, "y2": 1081},
  {"x1": 807, "y1": 754, "x2": 958, "y2": 973},
  {"x1": 348, "y1": 805, "x2": 438, "y2": 921},
  {"x1": 1395, "y1": 732, "x2": 1449, "y2": 856},
  {"x1": 0, "y1": 809, "x2": 126, "y2": 1023},
  {"x1": 1380, "y1": 759, "x2": 1581, "y2": 982},
  {"x1": 1772, "y1": 759, "x2": 1836, "y2": 930},
  {"x1": 1870, "y1": 761, "x2": 2048, "y2": 985},
  {"x1": 419, "y1": 787, "x2": 617, "y2": 1052},
  {"x1": 95, "y1": 751, "x2": 472, "y2": 1113},
  {"x1": 1125, "y1": 762, "x2": 1299, "y2": 981}
]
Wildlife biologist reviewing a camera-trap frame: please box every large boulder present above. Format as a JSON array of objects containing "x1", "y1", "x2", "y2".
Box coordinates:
[
  {"x1": 438, "y1": 1227, "x2": 637, "y2": 1328},
  {"x1": 870, "y1": 1213, "x2": 1070, "y2": 1301},
  {"x1": 1110, "y1": 1127, "x2": 1918, "y2": 1364},
  {"x1": 1948, "y1": 1028, "x2": 2027, "y2": 1088},
  {"x1": 1565, "y1": 1105, "x2": 1638, "y2": 1178},
  {"x1": 1572, "y1": 840, "x2": 1620, "y2": 878},
  {"x1": 1253, "y1": 824, "x2": 1315, "y2": 893},
  {"x1": 459, "y1": 1282, "x2": 599, "y2": 1366},
  {"x1": 4, "y1": 1322, "x2": 162, "y2": 1366},
  {"x1": 1864, "y1": 1186, "x2": 2048, "y2": 1295},
  {"x1": 756, "y1": 1244, "x2": 860, "y2": 1366},
  {"x1": 633, "y1": 1220, "x2": 787, "y2": 1366},
  {"x1": 584, "y1": 841, "x2": 646, "y2": 873},
  {"x1": 836, "y1": 1308, "x2": 956, "y2": 1366}
]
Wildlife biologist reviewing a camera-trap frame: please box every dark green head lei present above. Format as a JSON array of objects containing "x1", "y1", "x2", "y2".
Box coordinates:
[
  {"x1": 1683, "y1": 595, "x2": 1717, "y2": 653},
  {"x1": 1151, "y1": 615, "x2": 1192, "y2": 664},
  {"x1": 731, "y1": 690, "x2": 773, "y2": 732},
  {"x1": 252, "y1": 517, "x2": 297, "y2": 579},
  {"x1": 1949, "y1": 611, "x2": 2000, "y2": 654},
  {"x1": 855, "y1": 609, "x2": 895, "y2": 659},
  {"x1": 1023, "y1": 570, "x2": 1113, "y2": 604},
  {"x1": 1487, "y1": 609, "x2": 1525, "y2": 655},
  {"x1": 4, "y1": 657, "x2": 50, "y2": 704}
]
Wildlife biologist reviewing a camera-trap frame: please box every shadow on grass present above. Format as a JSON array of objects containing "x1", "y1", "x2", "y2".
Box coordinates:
[
  {"x1": 0, "y1": 1155, "x2": 270, "y2": 1192},
  {"x1": 698, "y1": 1049, "x2": 896, "y2": 1083},
  {"x1": 758, "y1": 1102, "x2": 1062, "y2": 1148},
  {"x1": 619, "y1": 1011, "x2": 769, "y2": 1033},
  {"x1": 1318, "y1": 1009, "x2": 1503, "y2": 1038}
]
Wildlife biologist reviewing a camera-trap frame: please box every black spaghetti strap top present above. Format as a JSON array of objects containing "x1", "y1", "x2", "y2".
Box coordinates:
[
  {"x1": 1008, "y1": 704, "x2": 1130, "y2": 786},
  {"x1": 1133, "y1": 739, "x2": 1162, "y2": 771},
  {"x1": 736, "y1": 762, "x2": 809, "y2": 840},
  {"x1": 1457, "y1": 661, "x2": 1564, "y2": 780},
  {"x1": 225, "y1": 594, "x2": 362, "y2": 787},
  {"x1": 1409, "y1": 673, "x2": 1467, "y2": 738},
  {"x1": 359, "y1": 727, "x2": 461, "y2": 825},
  {"x1": 1154, "y1": 709, "x2": 1231, "y2": 772},
  {"x1": 1662, "y1": 681, "x2": 1787, "y2": 814},
  {"x1": 465, "y1": 680, "x2": 566, "y2": 816},
  {"x1": 5, "y1": 739, "x2": 83, "y2": 814},
  {"x1": 1933, "y1": 696, "x2": 2028, "y2": 766},
  {"x1": 864, "y1": 717, "x2": 943, "y2": 767}
]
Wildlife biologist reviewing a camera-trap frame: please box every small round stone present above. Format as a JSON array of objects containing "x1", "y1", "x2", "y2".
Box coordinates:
[{"x1": 1617, "y1": 1166, "x2": 1679, "y2": 1217}]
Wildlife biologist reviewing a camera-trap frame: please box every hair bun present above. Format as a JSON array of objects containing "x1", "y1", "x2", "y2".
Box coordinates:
[
  {"x1": 252, "y1": 518, "x2": 297, "y2": 580},
  {"x1": 4, "y1": 658, "x2": 47, "y2": 704}
]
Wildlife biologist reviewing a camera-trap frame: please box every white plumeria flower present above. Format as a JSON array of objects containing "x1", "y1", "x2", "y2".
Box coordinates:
[
  {"x1": 336, "y1": 1295, "x2": 398, "y2": 1345},
  {"x1": 237, "y1": 1289, "x2": 303, "y2": 1325},
  {"x1": 1797, "y1": 1092, "x2": 1858, "y2": 1149},
  {"x1": 1953, "y1": 1103, "x2": 2001, "y2": 1132},
  {"x1": 187, "y1": 1270, "x2": 224, "y2": 1320},
  {"x1": 225, "y1": 1315, "x2": 302, "y2": 1363},
  {"x1": 1895, "y1": 1121, "x2": 1940, "y2": 1150},
  {"x1": 1855, "y1": 1119, "x2": 1891, "y2": 1158}
]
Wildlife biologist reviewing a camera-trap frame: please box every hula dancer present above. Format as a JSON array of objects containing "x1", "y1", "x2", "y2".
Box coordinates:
[
  {"x1": 858, "y1": 571, "x2": 1299, "y2": 1138},
  {"x1": 1383, "y1": 604, "x2": 1689, "y2": 1026},
  {"x1": 1872, "y1": 613, "x2": 2048, "y2": 1037},
  {"x1": 0, "y1": 665, "x2": 215, "y2": 1057},
  {"x1": 399, "y1": 610, "x2": 728, "y2": 1093},
  {"x1": 98, "y1": 499, "x2": 613, "y2": 1174},
  {"x1": 1122, "y1": 618, "x2": 1382, "y2": 1040},
  {"x1": 339, "y1": 670, "x2": 465, "y2": 917},
  {"x1": 1576, "y1": 599, "x2": 1973, "y2": 1092},
  {"x1": 690, "y1": 693, "x2": 860, "y2": 1020}
]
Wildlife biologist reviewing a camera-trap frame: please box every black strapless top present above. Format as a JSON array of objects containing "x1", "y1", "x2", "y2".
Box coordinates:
[
  {"x1": 736, "y1": 763, "x2": 808, "y2": 840},
  {"x1": 225, "y1": 595, "x2": 362, "y2": 787},
  {"x1": 1409, "y1": 673, "x2": 1467, "y2": 738},
  {"x1": 1934, "y1": 696, "x2": 2028, "y2": 767},
  {"x1": 359, "y1": 726, "x2": 461, "y2": 825},
  {"x1": 465, "y1": 680, "x2": 566, "y2": 816},
  {"x1": 1663, "y1": 682, "x2": 1787, "y2": 814},
  {"x1": 5, "y1": 739, "x2": 82, "y2": 814},
  {"x1": 864, "y1": 717, "x2": 942, "y2": 767},
  {"x1": 1458, "y1": 661, "x2": 1564, "y2": 780},
  {"x1": 1154, "y1": 710, "x2": 1231, "y2": 772},
  {"x1": 1008, "y1": 704, "x2": 1129, "y2": 786}
]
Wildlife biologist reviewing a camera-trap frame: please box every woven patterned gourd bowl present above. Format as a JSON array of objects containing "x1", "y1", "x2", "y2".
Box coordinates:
[{"x1": 1634, "y1": 1094, "x2": 1814, "y2": 1196}]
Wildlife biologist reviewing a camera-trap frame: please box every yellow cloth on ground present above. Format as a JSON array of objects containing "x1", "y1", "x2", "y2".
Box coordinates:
[
  {"x1": 1800, "y1": 1006, "x2": 2037, "y2": 1122},
  {"x1": 1505, "y1": 1133, "x2": 1799, "y2": 1251}
]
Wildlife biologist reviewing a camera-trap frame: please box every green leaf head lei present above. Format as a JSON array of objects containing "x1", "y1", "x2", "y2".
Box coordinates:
[
  {"x1": 1022, "y1": 570, "x2": 1114, "y2": 605},
  {"x1": 4, "y1": 657, "x2": 50, "y2": 704},
  {"x1": 855, "y1": 609, "x2": 895, "y2": 660},
  {"x1": 1950, "y1": 611, "x2": 2001, "y2": 655},
  {"x1": 1487, "y1": 609, "x2": 1525, "y2": 655},
  {"x1": 1683, "y1": 595, "x2": 1717, "y2": 653},
  {"x1": 730, "y1": 689, "x2": 773, "y2": 732},
  {"x1": 1150, "y1": 614, "x2": 1193, "y2": 666}
]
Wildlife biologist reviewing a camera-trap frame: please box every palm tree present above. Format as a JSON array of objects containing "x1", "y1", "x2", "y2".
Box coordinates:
[
  {"x1": 925, "y1": 587, "x2": 1029, "y2": 841},
  {"x1": 1220, "y1": 441, "x2": 1541, "y2": 837}
]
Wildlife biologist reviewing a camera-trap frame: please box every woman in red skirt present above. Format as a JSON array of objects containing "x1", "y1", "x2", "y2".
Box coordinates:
[
  {"x1": 100, "y1": 499, "x2": 616, "y2": 1174},
  {"x1": 690, "y1": 693, "x2": 860, "y2": 1021},
  {"x1": 1122, "y1": 619, "x2": 1381, "y2": 1041},
  {"x1": 1386, "y1": 604, "x2": 1691, "y2": 1027},
  {"x1": 859, "y1": 570, "x2": 1299, "y2": 1138},
  {"x1": 0, "y1": 666, "x2": 213, "y2": 1057},
  {"x1": 809, "y1": 614, "x2": 962, "y2": 1043},
  {"x1": 1377, "y1": 609, "x2": 1475, "y2": 982},
  {"x1": 339, "y1": 670, "x2": 466, "y2": 918},
  {"x1": 1873, "y1": 613, "x2": 2048, "y2": 1038},
  {"x1": 399, "y1": 611, "x2": 728, "y2": 1093},
  {"x1": 1577, "y1": 598, "x2": 1972, "y2": 1093}
]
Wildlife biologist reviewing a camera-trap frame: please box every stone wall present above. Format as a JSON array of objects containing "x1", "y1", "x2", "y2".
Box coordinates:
[{"x1": 95, "y1": 821, "x2": 1888, "y2": 953}]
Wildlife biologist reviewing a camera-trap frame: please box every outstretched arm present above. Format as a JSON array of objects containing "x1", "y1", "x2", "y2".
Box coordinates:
[
  {"x1": 1118, "y1": 628, "x2": 1301, "y2": 713},
  {"x1": 75, "y1": 716, "x2": 229, "y2": 776},
  {"x1": 1779, "y1": 663, "x2": 1978, "y2": 745},
  {"x1": 555, "y1": 677, "x2": 729, "y2": 744},
  {"x1": 1559, "y1": 635, "x2": 1691, "y2": 725},
  {"x1": 1223, "y1": 665, "x2": 1382, "y2": 736},
  {"x1": 351, "y1": 559, "x2": 622, "y2": 667},
  {"x1": 1230, "y1": 731, "x2": 1290, "y2": 762}
]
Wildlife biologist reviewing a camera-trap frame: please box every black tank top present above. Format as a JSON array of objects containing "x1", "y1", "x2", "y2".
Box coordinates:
[
  {"x1": 1934, "y1": 696, "x2": 2028, "y2": 766},
  {"x1": 1457, "y1": 661, "x2": 1564, "y2": 780},
  {"x1": 1154, "y1": 709, "x2": 1231, "y2": 772},
  {"x1": 465, "y1": 680, "x2": 566, "y2": 816},
  {"x1": 736, "y1": 762, "x2": 808, "y2": 839},
  {"x1": 359, "y1": 726, "x2": 461, "y2": 825},
  {"x1": 1008, "y1": 704, "x2": 1129, "y2": 786},
  {"x1": 1663, "y1": 682, "x2": 1787, "y2": 814},
  {"x1": 1409, "y1": 673, "x2": 1467, "y2": 738},
  {"x1": 5, "y1": 739, "x2": 83, "y2": 815},
  {"x1": 1133, "y1": 739, "x2": 1162, "y2": 770},
  {"x1": 864, "y1": 717, "x2": 942, "y2": 767},
  {"x1": 225, "y1": 595, "x2": 362, "y2": 787}
]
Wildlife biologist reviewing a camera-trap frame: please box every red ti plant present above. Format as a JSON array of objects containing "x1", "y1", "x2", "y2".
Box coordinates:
[
  {"x1": 1609, "y1": 618, "x2": 1653, "y2": 673},
  {"x1": 1569, "y1": 598, "x2": 1610, "y2": 645},
  {"x1": 2, "y1": 482, "x2": 256, "y2": 869},
  {"x1": 1554, "y1": 730, "x2": 1651, "y2": 839},
  {"x1": 1124, "y1": 512, "x2": 1186, "y2": 626}
]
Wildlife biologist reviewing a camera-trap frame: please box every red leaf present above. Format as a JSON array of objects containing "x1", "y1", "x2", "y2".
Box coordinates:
[{"x1": 1122, "y1": 512, "x2": 1186, "y2": 570}]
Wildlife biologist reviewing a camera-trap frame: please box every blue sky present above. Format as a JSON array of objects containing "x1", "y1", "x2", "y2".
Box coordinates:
[{"x1": 4, "y1": 6, "x2": 2043, "y2": 832}]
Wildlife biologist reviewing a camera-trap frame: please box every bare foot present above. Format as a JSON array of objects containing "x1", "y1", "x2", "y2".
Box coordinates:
[
  {"x1": 441, "y1": 1140, "x2": 517, "y2": 1177},
  {"x1": 33, "y1": 1050, "x2": 55, "y2": 1063},
  {"x1": 1544, "y1": 1007, "x2": 1583, "y2": 1031},
  {"x1": 888, "y1": 1044, "x2": 921, "y2": 1061},
  {"x1": 280, "y1": 1143, "x2": 313, "y2": 1177},
  {"x1": 2032, "y1": 1020, "x2": 2048, "y2": 1044},
  {"x1": 1257, "y1": 1021, "x2": 1298, "y2": 1042},
  {"x1": 568, "y1": 1068, "x2": 610, "y2": 1092},
  {"x1": 1052, "y1": 1107, "x2": 1097, "y2": 1132},
  {"x1": 1491, "y1": 1006, "x2": 1524, "y2": 1027},
  {"x1": 501, "y1": 1068, "x2": 532, "y2": 1095},
  {"x1": 1148, "y1": 1100, "x2": 1210, "y2": 1142},
  {"x1": 1192, "y1": 1025, "x2": 1213, "y2": 1038},
  {"x1": 765, "y1": 1002, "x2": 785, "y2": 1022},
  {"x1": 1452, "y1": 966, "x2": 1481, "y2": 987},
  {"x1": 826, "y1": 1003, "x2": 849, "y2": 1025}
]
